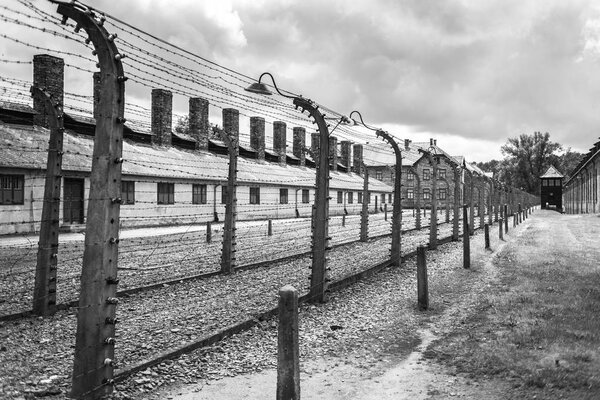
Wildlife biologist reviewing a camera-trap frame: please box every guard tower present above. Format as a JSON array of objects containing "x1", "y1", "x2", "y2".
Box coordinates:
[{"x1": 540, "y1": 165, "x2": 564, "y2": 211}]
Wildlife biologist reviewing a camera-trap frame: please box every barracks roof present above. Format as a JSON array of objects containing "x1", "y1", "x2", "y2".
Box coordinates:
[{"x1": 0, "y1": 122, "x2": 393, "y2": 192}]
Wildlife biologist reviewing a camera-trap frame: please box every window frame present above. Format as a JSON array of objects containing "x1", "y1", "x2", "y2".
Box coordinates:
[
  {"x1": 249, "y1": 186, "x2": 260, "y2": 205},
  {"x1": 280, "y1": 188, "x2": 288, "y2": 204},
  {"x1": 192, "y1": 183, "x2": 207, "y2": 205},
  {"x1": 337, "y1": 191, "x2": 343, "y2": 204},
  {"x1": 121, "y1": 180, "x2": 135, "y2": 205},
  {"x1": 301, "y1": 189, "x2": 310, "y2": 204},
  {"x1": 437, "y1": 188, "x2": 447, "y2": 200},
  {"x1": 347, "y1": 192, "x2": 353, "y2": 204},
  {"x1": 407, "y1": 188, "x2": 414, "y2": 199},
  {"x1": 423, "y1": 168, "x2": 431, "y2": 181},
  {"x1": 0, "y1": 174, "x2": 24, "y2": 205},
  {"x1": 423, "y1": 188, "x2": 431, "y2": 200},
  {"x1": 157, "y1": 182, "x2": 175, "y2": 205},
  {"x1": 221, "y1": 185, "x2": 228, "y2": 204}
]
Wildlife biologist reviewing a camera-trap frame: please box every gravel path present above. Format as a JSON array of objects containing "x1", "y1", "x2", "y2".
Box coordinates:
[{"x1": 0, "y1": 208, "x2": 487, "y2": 399}]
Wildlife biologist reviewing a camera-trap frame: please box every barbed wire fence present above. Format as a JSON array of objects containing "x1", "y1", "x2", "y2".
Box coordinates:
[{"x1": 0, "y1": 1, "x2": 538, "y2": 398}]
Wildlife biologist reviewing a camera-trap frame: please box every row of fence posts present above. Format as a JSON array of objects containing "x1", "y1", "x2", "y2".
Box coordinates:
[
  {"x1": 276, "y1": 202, "x2": 535, "y2": 399},
  {"x1": 24, "y1": 5, "x2": 537, "y2": 398}
]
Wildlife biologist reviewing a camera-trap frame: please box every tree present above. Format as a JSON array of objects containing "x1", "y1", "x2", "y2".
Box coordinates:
[{"x1": 500, "y1": 132, "x2": 562, "y2": 194}]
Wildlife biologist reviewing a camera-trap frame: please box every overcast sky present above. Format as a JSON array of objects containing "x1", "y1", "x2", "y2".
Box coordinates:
[{"x1": 5, "y1": 0, "x2": 600, "y2": 161}]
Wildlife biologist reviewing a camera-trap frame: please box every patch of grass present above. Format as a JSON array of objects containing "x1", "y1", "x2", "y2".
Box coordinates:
[{"x1": 428, "y1": 223, "x2": 600, "y2": 398}]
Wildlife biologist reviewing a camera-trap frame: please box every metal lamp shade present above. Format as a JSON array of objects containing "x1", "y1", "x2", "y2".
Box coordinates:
[{"x1": 245, "y1": 82, "x2": 273, "y2": 95}]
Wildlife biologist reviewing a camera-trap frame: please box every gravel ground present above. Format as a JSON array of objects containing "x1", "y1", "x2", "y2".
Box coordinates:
[
  {"x1": 0, "y1": 210, "x2": 466, "y2": 316},
  {"x1": 0, "y1": 208, "x2": 486, "y2": 399},
  {"x1": 0, "y1": 211, "x2": 475, "y2": 398}
]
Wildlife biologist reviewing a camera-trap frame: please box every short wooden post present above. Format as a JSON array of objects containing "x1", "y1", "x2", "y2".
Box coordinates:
[
  {"x1": 499, "y1": 218, "x2": 503, "y2": 240},
  {"x1": 342, "y1": 214, "x2": 346, "y2": 227},
  {"x1": 463, "y1": 205, "x2": 470, "y2": 269},
  {"x1": 384, "y1": 203, "x2": 388, "y2": 221},
  {"x1": 504, "y1": 204, "x2": 508, "y2": 234},
  {"x1": 417, "y1": 246, "x2": 428, "y2": 310},
  {"x1": 206, "y1": 221, "x2": 212, "y2": 243},
  {"x1": 277, "y1": 285, "x2": 300, "y2": 400},
  {"x1": 484, "y1": 223, "x2": 490, "y2": 249},
  {"x1": 268, "y1": 219, "x2": 273, "y2": 236}
]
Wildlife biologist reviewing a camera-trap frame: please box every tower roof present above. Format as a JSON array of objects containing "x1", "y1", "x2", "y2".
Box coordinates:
[{"x1": 540, "y1": 165, "x2": 564, "y2": 179}]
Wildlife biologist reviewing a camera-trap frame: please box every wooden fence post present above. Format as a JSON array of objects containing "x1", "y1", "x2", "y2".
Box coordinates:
[
  {"x1": 59, "y1": 3, "x2": 126, "y2": 398},
  {"x1": 206, "y1": 221, "x2": 212, "y2": 243},
  {"x1": 452, "y1": 165, "x2": 461, "y2": 241},
  {"x1": 342, "y1": 214, "x2": 345, "y2": 227},
  {"x1": 277, "y1": 285, "x2": 300, "y2": 400},
  {"x1": 417, "y1": 246, "x2": 428, "y2": 310},
  {"x1": 268, "y1": 219, "x2": 273, "y2": 236},
  {"x1": 31, "y1": 87, "x2": 64, "y2": 316},
  {"x1": 504, "y1": 204, "x2": 508, "y2": 234},
  {"x1": 484, "y1": 223, "x2": 490, "y2": 249},
  {"x1": 220, "y1": 120, "x2": 238, "y2": 274},
  {"x1": 463, "y1": 205, "x2": 470, "y2": 269},
  {"x1": 499, "y1": 218, "x2": 503, "y2": 240},
  {"x1": 384, "y1": 203, "x2": 388, "y2": 221},
  {"x1": 360, "y1": 165, "x2": 369, "y2": 242}
]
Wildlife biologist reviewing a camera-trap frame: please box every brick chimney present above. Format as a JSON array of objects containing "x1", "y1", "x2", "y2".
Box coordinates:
[
  {"x1": 340, "y1": 141, "x2": 352, "y2": 173},
  {"x1": 430, "y1": 138, "x2": 434, "y2": 146},
  {"x1": 189, "y1": 97, "x2": 209, "y2": 150},
  {"x1": 273, "y1": 121, "x2": 287, "y2": 166},
  {"x1": 329, "y1": 136, "x2": 338, "y2": 171},
  {"x1": 33, "y1": 54, "x2": 64, "y2": 128},
  {"x1": 151, "y1": 89, "x2": 172, "y2": 146},
  {"x1": 311, "y1": 132, "x2": 320, "y2": 163},
  {"x1": 250, "y1": 116, "x2": 265, "y2": 160},
  {"x1": 293, "y1": 127, "x2": 306, "y2": 167},
  {"x1": 93, "y1": 71, "x2": 100, "y2": 120},
  {"x1": 222, "y1": 108, "x2": 239, "y2": 140},
  {"x1": 353, "y1": 144, "x2": 363, "y2": 175},
  {"x1": 404, "y1": 139, "x2": 411, "y2": 151}
]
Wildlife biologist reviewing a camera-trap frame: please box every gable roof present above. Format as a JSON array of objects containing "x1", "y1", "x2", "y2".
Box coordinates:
[
  {"x1": 0, "y1": 122, "x2": 393, "y2": 192},
  {"x1": 540, "y1": 165, "x2": 564, "y2": 179}
]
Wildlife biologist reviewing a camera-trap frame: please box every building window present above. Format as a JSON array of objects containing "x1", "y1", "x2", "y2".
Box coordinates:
[
  {"x1": 388, "y1": 194, "x2": 392, "y2": 203},
  {"x1": 302, "y1": 189, "x2": 310, "y2": 203},
  {"x1": 337, "y1": 191, "x2": 343, "y2": 204},
  {"x1": 192, "y1": 184, "x2": 207, "y2": 204},
  {"x1": 221, "y1": 186, "x2": 228, "y2": 204},
  {"x1": 280, "y1": 188, "x2": 288, "y2": 204},
  {"x1": 348, "y1": 192, "x2": 353, "y2": 204},
  {"x1": 542, "y1": 180, "x2": 548, "y2": 187},
  {"x1": 407, "y1": 180, "x2": 414, "y2": 187},
  {"x1": 358, "y1": 192, "x2": 363, "y2": 203},
  {"x1": 423, "y1": 169, "x2": 431, "y2": 181},
  {"x1": 437, "y1": 188, "x2": 447, "y2": 200},
  {"x1": 0, "y1": 174, "x2": 24, "y2": 205},
  {"x1": 250, "y1": 187, "x2": 260, "y2": 204},
  {"x1": 438, "y1": 168, "x2": 446, "y2": 180},
  {"x1": 407, "y1": 189, "x2": 414, "y2": 199},
  {"x1": 407, "y1": 172, "x2": 414, "y2": 181},
  {"x1": 381, "y1": 194, "x2": 385, "y2": 204},
  {"x1": 423, "y1": 188, "x2": 431, "y2": 200},
  {"x1": 375, "y1": 170, "x2": 383, "y2": 180},
  {"x1": 122, "y1": 181, "x2": 135, "y2": 205},
  {"x1": 157, "y1": 182, "x2": 174, "y2": 204}
]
